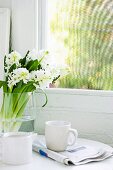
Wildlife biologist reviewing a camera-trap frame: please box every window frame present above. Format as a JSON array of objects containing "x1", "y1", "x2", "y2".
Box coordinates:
[
  {"x1": 37, "y1": 0, "x2": 113, "y2": 95},
  {"x1": 38, "y1": 0, "x2": 48, "y2": 50}
]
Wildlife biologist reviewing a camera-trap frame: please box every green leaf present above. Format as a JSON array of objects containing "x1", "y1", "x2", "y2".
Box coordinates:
[
  {"x1": 23, "y1": 84, "x2": 36, "y2": 92},
  {"x1": 19, "y1": 57, "x2": 26, "y2": 66},
  {"x1": 25, "y1": 50, "x2": 30, "y2": 57},
  {"x1": 19, "y1": 50, "x2": 30, "y2": 66},
  {"x1": 4, "y1": 55, "x2": 6, "y2": 65},
  {"x1": 0, "y1": 81, "x2": 5, "y2": 88},
  {"x1": 13, "y1": 81, "x2": 36, "y2": 93},
  {"x1": 13, "y1": 93, "x2": 30, "y2": 118},
  {"x1": 0, "y1": 81, "x2": 8, "y2": 92},
  {"x1": 14, "y1": 80, "x2": 23, "y2": 89},
  {"x1": 9, "y1": 63, "x2": 16, "y2": 73},
  {"x1": 52, "y1": 75, "x2": 60, "y2": 83},
  {"x1": 26, "y1": 60, "x2": 39, "y2": 72},
  {"x1": 3, "y1": 82, "x2": 8, "y2": 92}
]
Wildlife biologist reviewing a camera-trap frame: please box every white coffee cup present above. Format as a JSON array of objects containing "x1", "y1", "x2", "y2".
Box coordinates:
[
  {"x1": 0, "y1": 132, "x2": 36, "y2": 165},
  {"x1": 45, "y1": 121, "x2": 78, "y2": 152}
]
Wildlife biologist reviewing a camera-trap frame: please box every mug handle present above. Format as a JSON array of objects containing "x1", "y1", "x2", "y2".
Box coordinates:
[{"x1": 68, "y1": 129, "x2": 78, "y2": 146}]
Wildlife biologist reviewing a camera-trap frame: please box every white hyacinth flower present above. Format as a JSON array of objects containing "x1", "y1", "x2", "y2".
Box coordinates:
[
  {"x1": 26, "y1": 49, "x2": 38, "y2": 61},
  {"x1": 50, "y1": 64, "x2": 69, "y2": 80},
  {"x1": 30, "y1": 70, "x2": 52, "y2": 88},
  {"x1": 13, "y1": 68, "x2": 29, "y2": 83},
  {"x1": 38, "y1": 79, "x2": 52, "y2": 88},
  {"x1": 8, "y1": 68, "x2": 29, "y2": 88},
  {"x1": 5, "y1": 51, "x2": 22, "y2": 67},
  {"x1": 26, "y1": 49, "x2": 49, "y2": 62},
  {"x1": 44, "y1": 64, "x2": 60, "y2": 80},
  {"x1": 30, "y1": 70, "x2": 51, "y2": 82},
  {"x1": 40, "y1": 52, "x2": 55, "y2": 70}
]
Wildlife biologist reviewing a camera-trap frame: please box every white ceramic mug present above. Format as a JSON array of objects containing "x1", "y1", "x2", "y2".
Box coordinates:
[
  {"x1": 0, "y1": 132, "x2": 36, "y2": 165},
  {"x1": 45, "y1": 121, "x2": 78, "y2": 152}
]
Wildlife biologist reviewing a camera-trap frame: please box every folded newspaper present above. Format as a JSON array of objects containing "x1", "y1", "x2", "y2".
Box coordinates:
[{"x1": 32, "y1": 135, "x2": 113, "y2": 165}]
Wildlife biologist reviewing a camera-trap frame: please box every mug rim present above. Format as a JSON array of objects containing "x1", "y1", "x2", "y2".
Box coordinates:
[
  {"x1": 45, "y1": 120, "x2": 71, "y2": 127},
  {"x1": 3, "y1": 132, "x2": 32, "y2": 138}
]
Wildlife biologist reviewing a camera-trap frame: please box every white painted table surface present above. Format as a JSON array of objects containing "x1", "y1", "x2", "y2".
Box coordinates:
[{"x1": 0, "y1": 138, "x2": 113, "y2": 170}]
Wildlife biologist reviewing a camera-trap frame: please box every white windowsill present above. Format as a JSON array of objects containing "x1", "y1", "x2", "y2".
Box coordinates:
[{"x1": 44, "y1": 88, "x2": 113, "y2": 97}]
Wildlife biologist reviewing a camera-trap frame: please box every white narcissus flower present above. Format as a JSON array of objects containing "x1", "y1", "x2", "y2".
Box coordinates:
[
  {"x1": 5, "y1": 51, "x2": 22, "y2": 67},
  {"x1": 30, "y1": 70, "x2": 52, "y2": 88},
  {"x1": 8, "y1": 68, "x2": 29, "y2": 88}
]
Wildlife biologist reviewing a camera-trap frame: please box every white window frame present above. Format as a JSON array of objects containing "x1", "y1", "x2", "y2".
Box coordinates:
[
  {"x1": 38, "y1": 0, "x2": 48, "y2": 50},
  {"x1": 0, "y1": 8, "x2": 10, "y2": 80},
  {"x1": 37, "y1": 0, "x2": 113, "y2": 95}
]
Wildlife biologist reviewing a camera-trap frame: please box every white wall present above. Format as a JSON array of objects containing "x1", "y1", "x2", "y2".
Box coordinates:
[
  {"x1": 0, "y1": 0, "x2": 37, "y2": 55},
  {"x1": 0, "y1": 0, "x2": 11, "y2": 8},
  {"x1": 0, "y1": 8, "x2": 10, "y2": 79},
  {"x1": 0, "y1": 8, "x2": 10, "y2": 108},
  {"x1": 11, "y1": 0, "x2": 38, "y2": 55}
]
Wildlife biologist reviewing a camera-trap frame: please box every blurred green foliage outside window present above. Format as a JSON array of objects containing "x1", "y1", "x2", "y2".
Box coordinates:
[{"x1": 47, "y1": 0, "x2": 113, "y2": 90}]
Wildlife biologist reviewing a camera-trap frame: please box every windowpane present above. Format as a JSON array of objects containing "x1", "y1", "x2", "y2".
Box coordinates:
[{"x1": 47, "y1": 0, "x2": 113, "y2": 90}]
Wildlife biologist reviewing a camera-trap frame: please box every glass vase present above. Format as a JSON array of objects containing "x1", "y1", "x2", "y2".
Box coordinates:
[{"x1": 0, "y1": 91, "x2": 36, "y2": 133}]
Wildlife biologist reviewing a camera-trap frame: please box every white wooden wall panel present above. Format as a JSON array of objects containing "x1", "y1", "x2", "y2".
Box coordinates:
[
  {"x1": 0, "y1": 0, "x2": 11, "y2": 8},
  {"x1": 0, "y1": 8, "x2": 10, "y2": 80},
  {"x1": 11, "y1": 0, "x2": 37, "y2": 55},
  {"x1": 0, "y1": 8, "x2": 10, "y2": 110},
  {"x1": 34, "y1": 89, "x2": 113, "y2": 146}
]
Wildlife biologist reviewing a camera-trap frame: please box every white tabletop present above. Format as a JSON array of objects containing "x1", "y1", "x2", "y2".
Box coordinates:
[{"x1": 0, "y1": 138, "x2": 113, "y2": 170}]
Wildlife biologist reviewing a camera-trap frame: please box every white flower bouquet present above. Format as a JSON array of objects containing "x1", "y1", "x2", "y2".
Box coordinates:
[{"x1": 0, "y1": 49, "x2": 65, "y2": 132}]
